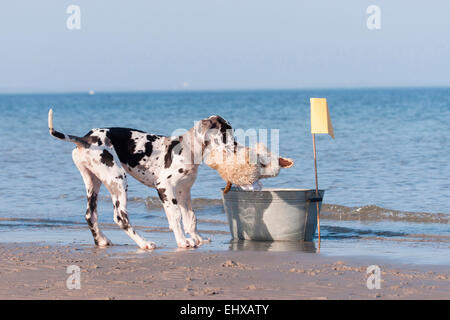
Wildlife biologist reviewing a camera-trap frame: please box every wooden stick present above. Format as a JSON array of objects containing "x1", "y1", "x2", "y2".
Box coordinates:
[{"x1": 312, "y1": 134, "x2": 321, "y2": 249}]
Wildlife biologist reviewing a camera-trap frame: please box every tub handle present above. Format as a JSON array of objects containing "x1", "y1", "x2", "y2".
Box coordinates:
[{"x1": 308, "y1": 197, "x2": 323, "y2": 202}]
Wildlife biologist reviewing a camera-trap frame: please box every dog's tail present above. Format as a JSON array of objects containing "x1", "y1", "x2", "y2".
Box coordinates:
[{"x1": 48, "y1": 109, "x2": 87, "y2": 147}]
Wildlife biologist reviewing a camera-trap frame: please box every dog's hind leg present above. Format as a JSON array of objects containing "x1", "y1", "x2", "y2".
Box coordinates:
[
  {"x1": 86, "y1": 148, "x2": 155, "y2": 250},
  {"x1": 73, "y1": 149, "x2": 112, "y2": 247},
  {"x1": 75, "y1": 147, "x2": 155, "y2": 249}
]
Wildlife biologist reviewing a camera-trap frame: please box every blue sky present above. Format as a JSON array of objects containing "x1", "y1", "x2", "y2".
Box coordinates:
[{"x1": 0, "y1": 0, "x2": 449, "y2": 93}]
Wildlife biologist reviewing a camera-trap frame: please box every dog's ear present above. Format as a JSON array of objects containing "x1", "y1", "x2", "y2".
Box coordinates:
[
  {"x1": 279, "y1": 157, "x2": 294, "y2": 168},
  {"x1": 213, "y1": 115, "x2": 233, "y2": 145}
]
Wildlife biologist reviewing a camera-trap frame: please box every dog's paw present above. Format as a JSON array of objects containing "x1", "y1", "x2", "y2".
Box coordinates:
[
  {"x1": 140, "y1": 241, "x2": 157, "y2": 250},
  {"x1": 96, "y1": 238, "x2": 113, "y2": 247},
  {"x1": 189, "y1": 233, "x2": 211, "y2": 246},
  {"x1": 177, "y1": 238, "x2": 197, "y2": 248}
]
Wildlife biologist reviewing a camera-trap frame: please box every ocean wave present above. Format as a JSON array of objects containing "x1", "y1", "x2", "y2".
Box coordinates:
[
  {"x1": 321, "y1": 204, "x2": 450, "y2": 224},
  {"x1": 360, "y1": 234, "x2": 450, "y2": 243},
  {"x1": 323, "y1": 225, "x2": 407, "y2": 239},
  {"x1": 142, "y1": 198, "x2": 450, "y2": 224},
  {"x1": 138, "y1": 197, "x2": 450, "y2": 223},
  {"x1": 137, "y1": 196, "x2": 222, "y2": 211},
  {"x1": 57, "y1": 195, "x2": 450, "y2": 223}
]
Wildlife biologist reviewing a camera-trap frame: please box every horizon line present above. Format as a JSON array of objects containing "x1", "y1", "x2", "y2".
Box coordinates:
[{"x1": 0, "y1": 85, "x2": 449, "y2": 96}]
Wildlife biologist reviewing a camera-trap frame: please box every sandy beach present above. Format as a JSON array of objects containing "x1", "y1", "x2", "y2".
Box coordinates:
[{"x1": 0, "y1": 243, "x2": 448, "y2": 300}]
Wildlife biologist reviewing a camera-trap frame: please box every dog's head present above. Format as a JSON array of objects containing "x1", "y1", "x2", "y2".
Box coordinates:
[
  {"x1": 195, "y1": 115, "x2": 235, "y2": 153},
  {"x1": 254, "y1": 143, "x2": 294, "y2": 179}
]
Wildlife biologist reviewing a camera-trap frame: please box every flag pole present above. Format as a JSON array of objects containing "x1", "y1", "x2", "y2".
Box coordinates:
[
  {"x1": 312, "y1": 133, "x2": 321, "y2": 249},
  {"x1": 310, "y1": 97, "x2": 333, "y2": 251}
]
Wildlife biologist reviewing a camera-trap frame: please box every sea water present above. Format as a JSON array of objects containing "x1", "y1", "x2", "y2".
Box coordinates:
[{"x1": 0, "y1": 88, "x2": 448, "y2": 264}]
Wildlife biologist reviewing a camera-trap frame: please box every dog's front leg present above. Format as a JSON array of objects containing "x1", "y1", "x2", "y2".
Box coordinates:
[
  {"x1": 177, "y1": 186, "x2": 209, "y2": 245},
  {"x1": 156, "y1": 183, "x2": 196, "y2": 248}
]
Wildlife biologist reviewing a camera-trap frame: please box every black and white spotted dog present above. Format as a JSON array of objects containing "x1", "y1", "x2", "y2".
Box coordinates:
[{"x1": 48, "y1": 109, "x2": 234, "y2": 249}]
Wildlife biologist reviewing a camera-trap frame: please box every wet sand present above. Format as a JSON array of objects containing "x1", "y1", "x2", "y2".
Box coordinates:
[{"x1": 0, "y1": 243, "x2": 448, "y2": 300}]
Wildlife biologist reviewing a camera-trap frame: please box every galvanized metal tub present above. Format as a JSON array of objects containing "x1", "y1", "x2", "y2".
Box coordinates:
[{"x1": 222, "y1": 188, "x2": 324, "y2": 241}]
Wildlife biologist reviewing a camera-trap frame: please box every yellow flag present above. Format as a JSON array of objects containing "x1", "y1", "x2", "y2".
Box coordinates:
[{"x1": 310, "y1": 98, "x2": 334, "y2": 139}]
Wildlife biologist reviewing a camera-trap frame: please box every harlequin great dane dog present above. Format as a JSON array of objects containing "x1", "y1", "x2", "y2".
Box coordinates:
[{"x1": 48, "y1": 109, "x2": 234, "y2": 249}]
